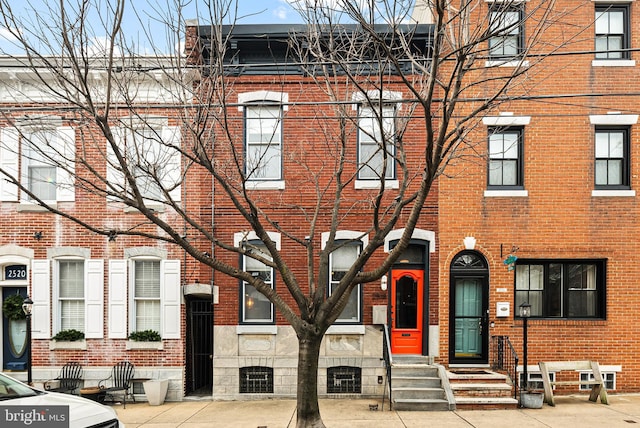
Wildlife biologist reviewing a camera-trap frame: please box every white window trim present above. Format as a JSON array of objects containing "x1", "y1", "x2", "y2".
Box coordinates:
[
  {"x1": 324, "y1": 232, "x2": 365, "y2": 325},
  {"x1": 238, "y1": 91, "x2": 289, "y2": 111},
  {"x1": 483, "y1": 115, "x2": 531, "y2": 126},
  {"x1": 384, "y1": 228, "x2": 436, "y2": 253},
  {"x1": 52, "y1": 256, "x2": 104, "y2": 339},
  {"x1": 243, "y1": 101, "x2": 284, "y2": 183},
  {"x1": 589, "y1": 114, "x2": 638, "y2": 125},
  {"x1": 351, "y1": 90, "x2": 403, "y2": 110},
  {"x1": 356, "y1": 104, "x2": 397, "y2": 182},
  {"x1": 354, "y1": 179, "x2": 399, "y2": 190},
  {"x1": 14, "y1": 125, "x2": 76, "y2": 205},
  {"x1": 245, "y1": 180, "x2": 285, "y2": 190},
  {"x1": 485, "y1": 60, "x2": 530, "y2": 68},
  {"x1": 234, "y1": 231, "x2": 281, "y2": 249},
  {"x1": 108, "y1": 250, "x2": 180, "y2": 340},
  {"x1": 321, "y1": 230, "x2": 369, "y2": 249},
  {"x1": 235, "y1": 231, "x2": 281, "y2": 325},
  {"x1": 592, "y1": 59, "x2": 636, "y2": 67},
  {"x1": 484, "y1": 189, "x2": 529, "y2": 197},
  {"x1": 129, "y1": 257, "x2": 162, "y2": 336},
  {"x1": 592, "y1": 189, "x2": 636, "y2": 197},
  {"x1": 107, "y1": 119, "x2": 182, "y2": 204}
]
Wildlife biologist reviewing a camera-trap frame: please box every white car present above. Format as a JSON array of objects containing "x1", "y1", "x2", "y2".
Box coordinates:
[{"x1": 0, "y1": 372, "x2": 124, "y2": 428}]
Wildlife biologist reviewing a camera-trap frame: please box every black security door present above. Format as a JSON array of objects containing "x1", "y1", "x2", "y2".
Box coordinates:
[{"x1": 186, "y1": 297, "x2": 213, "y2": 395}]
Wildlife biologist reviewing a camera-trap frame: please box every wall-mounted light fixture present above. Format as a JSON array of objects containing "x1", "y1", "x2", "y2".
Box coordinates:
[
  {"x1": 33, "y1": 231, "x2": 42, "y2": 240},
  {"x1": 380, "y1": 275, "x2": 388, "y2": 291}
]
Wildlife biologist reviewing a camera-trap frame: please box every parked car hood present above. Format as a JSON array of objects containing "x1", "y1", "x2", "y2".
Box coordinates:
[{"x1": 6, "y1": 390, "x2": 121, "y2": 427}]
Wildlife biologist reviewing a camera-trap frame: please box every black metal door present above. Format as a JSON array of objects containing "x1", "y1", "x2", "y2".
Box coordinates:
[{"x1": 186, "y1": 297, "x2": 213, "y2": 395}]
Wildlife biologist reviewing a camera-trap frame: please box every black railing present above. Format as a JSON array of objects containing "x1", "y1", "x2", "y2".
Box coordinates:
[
  {"x1": 491, "y1": 335, "x2": 519, "y2": 400},
  {"x1": 381, "y1": 324, "x2": 393, "y2": 409}
]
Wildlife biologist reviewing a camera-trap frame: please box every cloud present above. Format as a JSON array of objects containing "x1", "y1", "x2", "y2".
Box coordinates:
[
  {"x1": 0, "y1": 26, "x2": 23, "y2": 54},
  {"x1": 273, "y1": 6, "x2": 289, "y2": 21},
  {"x1": 86, "y1": 37, "x2": 122, "y2": 57}
]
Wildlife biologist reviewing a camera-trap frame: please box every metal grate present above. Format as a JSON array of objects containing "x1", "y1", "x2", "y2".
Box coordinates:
[
  {"x1": 327, "y1": 366, "x2": 361, "y2": 394},
  {"x1": 239, "y1": 366, "x2": 274, "y2": 393}
]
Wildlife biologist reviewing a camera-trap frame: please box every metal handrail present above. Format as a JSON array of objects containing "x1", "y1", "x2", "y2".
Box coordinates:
[
  {"x1": 381, "y1": 324, "x2": 393, "y2": 409},
  {"x1": 491, "y1": 335, "x2": 519, "y2": 400}
]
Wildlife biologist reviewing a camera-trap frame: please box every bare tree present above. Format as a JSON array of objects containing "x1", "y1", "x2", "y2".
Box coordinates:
[{"x1": 0, "y1": 0, "x2": 582, "y2": 426}]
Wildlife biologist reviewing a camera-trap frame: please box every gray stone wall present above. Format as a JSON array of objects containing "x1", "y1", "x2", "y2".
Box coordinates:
[{"x1": 212, "y1": 325, "x2": 387, "y2": 400}]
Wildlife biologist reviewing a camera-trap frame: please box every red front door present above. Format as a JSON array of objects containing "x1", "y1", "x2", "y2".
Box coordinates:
[{"x1": 390, "y1": 269, "x2": 423, "y2": 354}]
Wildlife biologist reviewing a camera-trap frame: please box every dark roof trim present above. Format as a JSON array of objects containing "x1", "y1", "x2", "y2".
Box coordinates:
[{"x1": 197, "y1": 23, "x2": 434, "y2": 39}]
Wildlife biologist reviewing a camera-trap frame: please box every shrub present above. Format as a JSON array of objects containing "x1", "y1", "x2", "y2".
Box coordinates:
[
  {"x1": 128, "y1": 330, "x2": 161, "y2": 342},
  {"x1": 52, "y1": 329, "x2": 85, "y2": 341}
]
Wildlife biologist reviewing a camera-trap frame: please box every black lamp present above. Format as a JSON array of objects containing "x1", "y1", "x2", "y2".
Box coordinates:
[{"x1": 22, "y1": 296, "x2": 33, "y2": 385}]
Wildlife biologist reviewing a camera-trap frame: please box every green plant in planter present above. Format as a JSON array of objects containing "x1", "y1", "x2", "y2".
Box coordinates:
[
  {"x1": 2, "y1": 294, "x2": 26, "y2": 321},
  {"x1": 128, "y1": 329, "x2": 161, "y2": 342},
  {"x1": 52, "y1": 329, "x2": 85, "y2": 341}
]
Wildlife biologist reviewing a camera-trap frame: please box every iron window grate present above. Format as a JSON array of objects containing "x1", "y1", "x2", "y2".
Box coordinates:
[
  {"x1": 327, "y1": 366, "x2": 361, "y2": 394},
  {"x1": 239, "y1": 366, "x2": 274, "y2": 393}
]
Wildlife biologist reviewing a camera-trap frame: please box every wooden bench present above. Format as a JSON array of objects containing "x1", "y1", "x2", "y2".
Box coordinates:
[{"x1": 538, "y1": 361, "x2": 608, "y2": 406}]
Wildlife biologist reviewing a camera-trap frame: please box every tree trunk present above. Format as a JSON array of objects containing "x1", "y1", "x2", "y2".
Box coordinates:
[{"x1": 296, "y1": 329, "x2": 325, "y2": 428}]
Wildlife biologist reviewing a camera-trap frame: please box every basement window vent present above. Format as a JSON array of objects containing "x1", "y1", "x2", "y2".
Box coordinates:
[
  {"x1": 239, "y1": 366, "x2": 273, "y2": 393},
  {"x1": 327, "y1": 366, "x2": 361, "y2": 394}
]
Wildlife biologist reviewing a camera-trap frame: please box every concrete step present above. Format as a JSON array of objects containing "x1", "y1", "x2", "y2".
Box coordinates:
[
  {"x1": 451, "y1": 382, "x2": 514, "y2": 397},
  {"x1": 454, "y1": 396, "x2": 519, "y2": 410},
  {"x1": 392, "y1": 355, "x2": 434, "y2": 365},
  {"x1": 393, "y1": 387, "x2": 446, "y2": 400},
  {"x1": 391, "y1": 365, "x2": 439, "y2": 377},
  {"x1": 393, "y1": 398, "x2": 453, "y2": 411},
  {"x1": 392, "y1": 375, "x2": 441, "y2": 388},
  {"x1": 446, "y1": 369, "x2": 517, "y2": 409}
]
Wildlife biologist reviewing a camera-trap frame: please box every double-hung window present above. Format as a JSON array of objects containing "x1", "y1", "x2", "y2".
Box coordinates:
[
  {"x1": 488, "y1": 127, "x2": 523, "y2": 188},
  {"x1": 242, "y1": 242, "x2": 274, "y2": 323},
  {"x1": 108, "y1": 119, "x2": 181, "y2": 203},
  {"x1": 489, "y1": 5, "x2": 523, "y2": 59},
  {"x1": 57, "y1": 260, "x2": 85, "y2": 331},
  {"x1": 595, "y1": 5, "x2": 629, "y2": 59},
  {"x1": 108, "y1": 255, "x2": 180, "y2": 339},
  {"x1": 24, "y1": 129, "x2": 57, "y2": 201},
  {"x1": 0, "y1": 122, "x2": 76, "y2": 203},
  {"x1": 245, "y1": 104, "x2": 282, "y2": 181},
  {"x1": 357, "y1": 105, "x2": 395, "y2": 180},
  {"x1": 515, "y1": 260, "x2": 606, "y2": 319},
  {"x1": 132, "y1": 260, "x2": 161, "y2": 332},
  {"x1": 329, "y1": 242, "x2": 362, "y2": 323},
  {"x1": 595, "y1": 127, "x2": 629, "y2": 188}
]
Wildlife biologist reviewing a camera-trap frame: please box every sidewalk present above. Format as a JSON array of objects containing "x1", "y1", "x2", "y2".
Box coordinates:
[{"x1": 114, "y1": 394, "x2": 640, "y2": 427}]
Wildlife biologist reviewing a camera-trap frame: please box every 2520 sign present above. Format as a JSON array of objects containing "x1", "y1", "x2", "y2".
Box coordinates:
[{"x1": 4, "y1": 265, "x2": 27, "y2": 280}]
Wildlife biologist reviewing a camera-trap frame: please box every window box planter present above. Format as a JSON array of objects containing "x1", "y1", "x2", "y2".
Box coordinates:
[
  {"x1": 126, "y1": 340, "x2": 163, "y2": 350},
  {"x1": 49, "y1": 340, "x2": 87, "y2": 350}
]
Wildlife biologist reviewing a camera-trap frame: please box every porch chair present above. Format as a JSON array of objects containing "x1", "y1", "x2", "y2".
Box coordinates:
[
  {"x1": 44, "y1": 361, "x2": 83, "y2": 395},
  {"x1": 98, "y1": 361, "x2": 135, "y2": 408}
]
